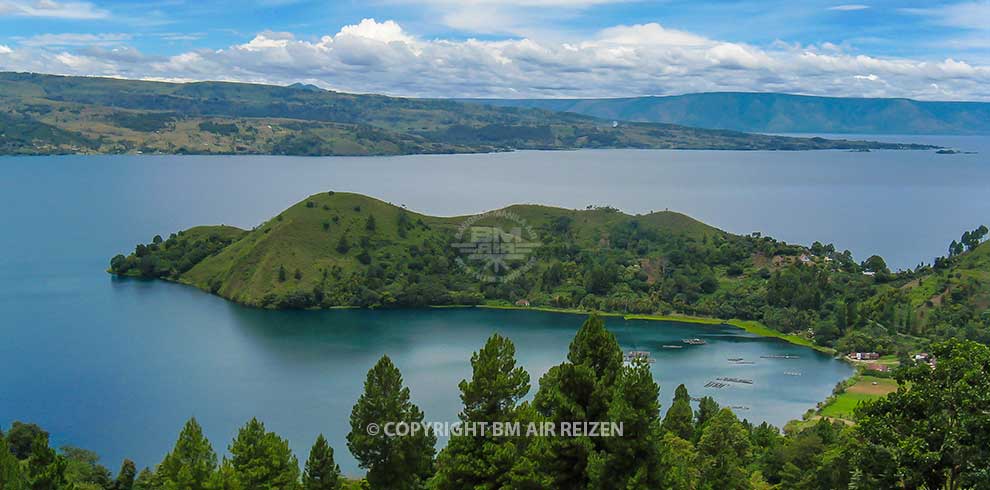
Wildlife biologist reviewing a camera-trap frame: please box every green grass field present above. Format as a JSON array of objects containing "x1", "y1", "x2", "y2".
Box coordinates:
[{"x1": 819, "y1": 375, "x2": 898, "y2": 421}]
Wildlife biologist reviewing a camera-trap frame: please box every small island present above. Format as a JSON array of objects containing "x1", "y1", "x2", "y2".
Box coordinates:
[{"x1": 109, "y1": 191, "x2": 989, "y2": 356}]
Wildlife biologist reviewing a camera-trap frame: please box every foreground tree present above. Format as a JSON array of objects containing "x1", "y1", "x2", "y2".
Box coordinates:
[
  {"x1": 302, "y1": 435, "x2": 342, "y2": 490},
  {"x1": 431, "y1": 334, "x2": 531, "y2": 490},
  {"x1": 589, "y1": 357, "x2": 664, "y2": 490},
  {"x1": 5, "y1": 423, "x2": 47, "y2": 461},
  {"x1": 229, "y1": 418, "x2": 300, "y2": 490},
  {"x1": 0, "y1": 431, "x2": 27, "y2": 490},
  {"x1": 855, "y1": 339, "x2": 990, "y2": 490},
  {"x1": 533, "y1": 314, "x2": 622, "y2": 488},
  {"x1": 113, "y1": 459, "x2": 136, "y2": 490},
  {"x1": 347, "y1": 355, "x2": 436, "y2": 490},
  {"x1": 697, "y1": 409, "x2": 752, "y2": 490},
  {"x1": 25, "y1": 434, "x2": 68, "y2": 490},
  {"x1": 157, "y1": 418, "x2": 217, "y2": 490},
  {"x1": 661, "y1": 384, "x2": 694, "y2": 441}
]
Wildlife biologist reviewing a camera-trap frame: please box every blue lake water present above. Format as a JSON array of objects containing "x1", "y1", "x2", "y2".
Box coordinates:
[{"x1": 1, "y1": 137, "x2": 985, "y2": 474}]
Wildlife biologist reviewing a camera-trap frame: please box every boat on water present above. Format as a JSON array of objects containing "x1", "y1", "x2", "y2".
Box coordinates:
[
  {"x1": 761, "y1": 354, "x2": 800, "y2": 359},
  {"x1": 727, "y1": 357, "x2": 744, "y2": 362},
  {"x1": 682, "y1": 338, "x2": 707, "y2": 345},
  {"x1": 662, "y1": 345, "x2": 684, "y2": 349},
  {"x1": 784, "y1": 371, "x2": 803, "y2": 376},
  {"x1": 717, "y1": 377, "x2": 754, "y2": 384}
]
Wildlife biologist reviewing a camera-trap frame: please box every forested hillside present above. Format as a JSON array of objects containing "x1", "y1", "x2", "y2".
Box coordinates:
[
  {"x1": 109, "y1": 192, "x2": 990, "y2": 356},
  {"x1": 468, "y1": 92, "x2": 990, "y2": 135},
  {"x1": 0, "y1": 72, "x2": 935, "y2": 155}
]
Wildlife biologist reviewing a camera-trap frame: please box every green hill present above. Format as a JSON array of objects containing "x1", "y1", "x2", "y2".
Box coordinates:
[
  {"x1": 466, "y1": 92, "x2": 990, "y2": 135},
  {"x1": 0, "y1": 72, "x2": 935, "y2": 155},
  {"x1": 109, "y1": 192, "x2": 989, "y2": 355}
]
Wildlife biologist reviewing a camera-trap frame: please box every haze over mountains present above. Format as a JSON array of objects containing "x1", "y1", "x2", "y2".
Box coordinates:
[{"x1": 468, "y1": 92, "x2": 990, "y2": 135}]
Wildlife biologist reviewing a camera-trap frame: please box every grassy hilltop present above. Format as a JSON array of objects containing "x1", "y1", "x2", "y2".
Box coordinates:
[
  {"x1": 110, "y1": 192, "x2": 989, "y2": 356},
  {"x1": 0, "y1": 72, "x2": 937, "y2": 155}
]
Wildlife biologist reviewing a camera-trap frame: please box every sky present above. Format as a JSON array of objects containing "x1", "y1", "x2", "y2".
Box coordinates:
[{"x1": 0, "y1": 0, "x2": 988, "y2": 100}]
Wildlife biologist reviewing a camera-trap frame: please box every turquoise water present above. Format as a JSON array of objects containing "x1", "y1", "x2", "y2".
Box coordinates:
[{"x1": 4, "y1": 140, "x2": 985, "y2": 473}]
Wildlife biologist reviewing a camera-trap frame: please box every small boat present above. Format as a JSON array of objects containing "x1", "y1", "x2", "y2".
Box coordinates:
[
  {"x1": 727, "y1": 358, "x2": 744, "y2": 362},
  {"x1": 662, "y1": 345, "x2": 684, "y2": 349},
  {"x1": 784, "y1": 371, "x2": 802, "y2": 376},
  {"x1": 717, "y1": 377, "x2": 754, "y2": 384},
  {"x1": 682, "y1": 338, "x2": 707, "y2": 345},
  {"x1": 761, "y1": 354, "x2": 800, "y2": 359}
]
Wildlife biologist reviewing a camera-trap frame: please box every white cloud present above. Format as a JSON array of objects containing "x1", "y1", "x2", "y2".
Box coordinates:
[
  {"x1": 0, "y1": 44, "x2": 12, "y2": 54},
  {"x1": 904, "y1": 1, "x2": 990, "y2": 31},
  {"x1": 0, "y1": 0, "x2": 108, "y2": 19},
  {"x1": 18, "y1": 33, "x2": 131, "y2": 47},
  {"x1": 828, "y1": 4, "x2": 870, "y2": 11},
  {"x1": 1, "y1": 18, "x2": 989, "y2": 101}
]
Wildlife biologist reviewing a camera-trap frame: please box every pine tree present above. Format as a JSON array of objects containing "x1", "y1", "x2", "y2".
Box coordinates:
[
  {"x1": 302, "y1": 435, "x2": 341, "y2": 490},
  {"x1": 157, "y1": 418, "x2": 217, "y2": 490},
  {"x1": 132, "y1": 468, "x2": 155, "y2": 490},
  {"x1": 113, "y1": 459, "x2": 136, "y2": 490},
  {"x1": 532, "y1": 314, "x2": 624, "y2": 489},
  {"x1": 365, "y1": 215, "x2": 376, "y2": 232},
  {"x1": 347, "y1": 355, "x2": 436, "y2": 490},
  {"x1": 693, "y1": 396, "x2": 720, "y2": 442},
  {"x1": 431, "y1": 334, "x2": 531, "y2": 490},
  {"x1": 229, "y1": 418, "x2": 300, "y2": 490},
  {"x1": 661, "y1": 384, "x2": 694, "y2": 441},
  {"x1": 696, "y1": 409, "x2": 751, "y2": 490},
  {"x1": 589, "y1": 358, "x2": 663, "y2": 489}
]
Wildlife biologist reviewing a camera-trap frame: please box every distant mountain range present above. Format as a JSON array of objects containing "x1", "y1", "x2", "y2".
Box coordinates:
[
  {"x1": 465, "y1": 93, "x2": 990, "y2": 135},
  {"x1": 0, "y1": 72, "x2": 936, "y2": 155}
]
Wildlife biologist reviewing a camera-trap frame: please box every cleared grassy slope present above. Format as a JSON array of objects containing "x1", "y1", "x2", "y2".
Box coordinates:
[{"x1": 120, "y1": 192, "x2": 721, "y2": 307}]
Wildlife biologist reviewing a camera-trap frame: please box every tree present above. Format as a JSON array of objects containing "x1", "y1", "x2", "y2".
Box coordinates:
[
  {"x1": 229, "y1": 418, "x2": 300, "y2": 490},
  {"x1": 662, "y1": 384, "x2": 694, "y2": 441},
  {"x1": 532, "y1": 314, "x2": 624, "y2": 489},
  {"x1": 61, "y1": 446, "x2": 111, "y2": 489},
  {"x1": 157, "y1": 418, "x2": 217, "y2": 490},
  {"x1": 365, "y1": 215, "x2": 376, "y2": 232},
  {"x1": 302, "y1": 435, "x2": 341, "y2": 490},
  {"x1": 693, "y1": 397, "x2": 720, "y2": 441},
  {"x1": 25, "y1": 434, "x2": 68, "y2": 490},
  {"x1": 590, "y1": 358, "x2": 663, "y2": 489},
  {"x1": 696, "y1": 409, "x2": 751, "y2": 490},
  {"x1": 6, "y1": 423, "x2": 47, "y2": 460},
  {"x1": 431, "y1": 334, "x2": 531, "y2": 490},
  {"x1": 278, "y1": 265, "x2": 287, "y2": 282},
  {"x1": 656, "y1": 433, "x2": 699, "y2": 490},
  {"x1": 0, "y1": 430, "x2": 27, "y2": 490},
  {"x1": 335, "y1": 236, "x2": 350, "y2": 254},
  {"x1": 855, "y1": 339, "x2": 990, "y2": 490},
  {"x1": 113, "y1": 460, "x2": 136, "y2": 490},
  {"x1": 132, "y1": 468, "x2": 155, "y2": 490},
  {"x1": 861, "y1": 255, "x2": 888, "y2": 273},
  {"x1": 347, "y1": 356, "x2": 436, "y2": 490}
]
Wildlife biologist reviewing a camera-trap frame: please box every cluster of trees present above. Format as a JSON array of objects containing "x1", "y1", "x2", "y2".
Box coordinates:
[
  {"x1": 110, "y1": 229, "x2": 242, "y2": 280},
  {"x1": 6, "y1": 316, "x2": 988, "y2": 490}
]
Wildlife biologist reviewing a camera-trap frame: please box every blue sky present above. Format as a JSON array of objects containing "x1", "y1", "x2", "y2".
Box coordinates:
[{"x1": 1, "y1": 0, "x2": 988, "y2": 99}]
